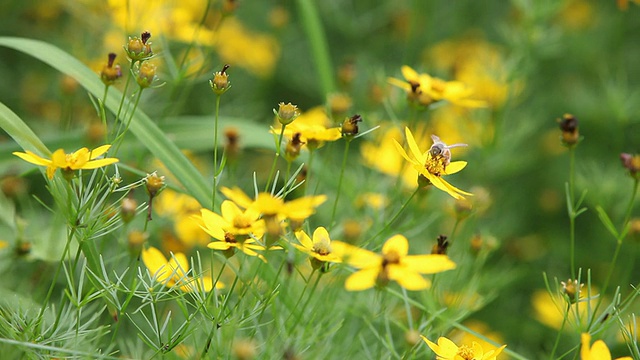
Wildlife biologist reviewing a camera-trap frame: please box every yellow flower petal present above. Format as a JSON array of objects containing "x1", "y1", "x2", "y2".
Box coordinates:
[
  {"x1": 382, "y1": 234, "x2": 409, "y2": 257},
  {"x1": 331, "y1": 241, "x2": 380, "y2": 268},
  {"x1": 207, "y1": 241, "x2": 233, "y2": 251},
  {"x1": 295, "y1": 229, "x2": 314, "y2": 250},
  {"x1": 89, "y1": 144, "x2": 112, "y2": 159},
  {"x1": 402, "y1": 254, "x2": 456, "y2": 274},
  {"x1": 444, "y1": 161, "x2": 467, "y2": 175},
  {"x1": 13, "y1": 150, "x2": 51, "y2": 166},
  {"x1": 404, "y1": 127, "x2": 427, "y2": 165},
  {"x1": 142, "y1": 246, "x2": 171, "y2": 283},
  {"x1": 344, "y1": 267, "x2": 379, "y2": 291},
  {"x1": 387, "y1": 265, "x2": 430, "y2": 290},
  {"x1": 81, "y1": 157, "x2": 119, "y2": 169}
]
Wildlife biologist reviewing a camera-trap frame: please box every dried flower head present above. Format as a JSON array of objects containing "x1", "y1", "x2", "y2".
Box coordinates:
[
  {"x1": 341, "y1": 114, "x2": 363, "y2": 137},
  {"x1": 285, "y1": 133, "x2": 305, "y2": 162},
  {"x1": 100, "y1": 53, "x2": 122, "y2": 86},
  {"x1": 620, "y1": 153, "x2": 640, "y2": 179},
  {"x1": 558, "y1": 113, "x2": 580, "y2": 146},
  {"x1": 431, "y1": 234, "x2": 449, "y2": 255}
]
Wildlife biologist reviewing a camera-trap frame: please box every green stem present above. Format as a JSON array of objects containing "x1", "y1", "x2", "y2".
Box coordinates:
[
  {"x1": 568, "y1": 146, "x2": 576, "y2": 280},
  {"x1": 101, "y1": 85, "x2": 109, "y2": 143},
  {"x1": 330, "y1": 139, "x2": 350, "y2": 228},
  {"x1": 295, "y1": 0, "x2": 335, "y2": 96},
  {"x1": 112, "y1": 86, "x2": 143, "y2": 156},
  {"x1": 549, "y1": 304, "x2": 570, "y2": 360},
  {"x1": 213, "y1": 94, "x2": 221, "y2": 210},
  {"x1": 305, "y1": 149, "x2": 315, "y2": 196},
  {"x1": 368, "y1": 188, "x2": 419, "y2": 246},
  {"x1": 113, "y1": 59, "x2": 135, "y2": 139},
  {"x1": 265, "y1": 124, "x2": 286, "y2": 192}
]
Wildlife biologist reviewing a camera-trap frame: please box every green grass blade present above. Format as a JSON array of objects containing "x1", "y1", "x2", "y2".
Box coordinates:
[
  {"x1": 0, "y1": 37, "x2": 211, "y2": 207},
  {"x1": 0, "y1": 101, "x2": 50, "y2": 156}
]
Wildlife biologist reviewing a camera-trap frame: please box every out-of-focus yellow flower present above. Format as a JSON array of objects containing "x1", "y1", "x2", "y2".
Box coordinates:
[
  {"x1": 532, "y1": 289, "x2": 599, "y2": 330},
  {"x1": 220, "y1": 186, "x2": 326, "y2": 223},
  {"x1": 426, "y1": 37, "x2": 518, "y2": 109},
  {"x1": 580, "y1": 333, "x2": 632, "y2": 360},
  {"x1": 155, "y1": 189, "x2": 209, "y2": 248},
  {"x1": 13, "y1": 145, "x2": 118, "y2": 179},
  {"x1": 558, "y1": 0, "x2": 594, "y2": 29},
  {"x1": 355, "y1": 192, "x2": 388, "y2": 211},
  {"x1": 388, "y1": 66, "x2": 487, "y2": 108},
  {"x1": 394, "y1": 127, "x2": 471, "y2": 199},
  {"x1": 280, "y1": 107, "x2": 342, "y2": 150},
  {"x1": 105, "y1": 2, "x2": 279, "y2": 77},
  {"x1": 141, "y1": 246, "x2": 222, "y2": 292},
  {"x1": 336, "y1": 234, "x2": 456, "y2": 291},
  {"x1": 422, "y1": 336, "x2": 506, "y2": 360}
]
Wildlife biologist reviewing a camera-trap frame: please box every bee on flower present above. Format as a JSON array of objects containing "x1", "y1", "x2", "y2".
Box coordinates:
[{"x1": 394, "y1": 127, "x2": 472, "y2": 199}]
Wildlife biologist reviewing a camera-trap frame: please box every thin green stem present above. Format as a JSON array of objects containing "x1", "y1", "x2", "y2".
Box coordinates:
[
  {"x1": 305, "y1": 149, "x2": 315, "y2": 196},
  {"x1": 295, "y1": 0, "x2": 335, "y2": 96},
  {"x1": 368, "y1": 188, "x2": 419, "y2": 246},
  {"x1": 330, "y1": 139, "x2": 350, "y2": 228},
  {"x1": 113, "y1": 86, "x2": 143, "y2": 156},
  {"x1": 549, "y1": 304, "x2": 570, "y2": 360},
  {"x1": 113, "y1": 59, "x2": 135, "y2": 139},
  {"x1": 568, "y1": 146, "x2": 576, "y2": 280},
  {"x1": 265, "y1": 124, "x2": 286, "y2": 192},
  {"x1": 213, "y1": 94, "x2": 221, "y2": 210}
]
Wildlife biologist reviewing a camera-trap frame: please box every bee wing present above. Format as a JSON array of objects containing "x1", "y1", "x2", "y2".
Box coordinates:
[{"x1": 431, "y1": 134, "x2": 468, "y2": 149}]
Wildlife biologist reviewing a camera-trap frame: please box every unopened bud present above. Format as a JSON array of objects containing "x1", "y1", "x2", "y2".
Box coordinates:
[
  {"x1": 121, "y1": 197, "x2": 138, "y2": 223},
  {"x1": 431, "y1": 234, "x2": 449, "y2": 255},
  {"x1": 275, "y1": 102, "x2": 299, "y2": 125},
  {"x1": 620, "y1": 153, "x2": 640, "y2": 179},
  {"x1": 210, "y1": 64, "x2": 230, "y2": 95},
  {"x1": 126, "y1": 31, "x2": 153, "y2": 62},
  {"x1": 136, "y1": 62, "x2": 157, "y2": 88},
  {"x1": 561, "y1": 278, "x2": 583, "y2": 304}
]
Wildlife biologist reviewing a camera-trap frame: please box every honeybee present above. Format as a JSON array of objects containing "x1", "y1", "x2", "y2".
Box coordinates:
[{"x1": 428, "y1": 135, "x2": 467, "y2": 167}]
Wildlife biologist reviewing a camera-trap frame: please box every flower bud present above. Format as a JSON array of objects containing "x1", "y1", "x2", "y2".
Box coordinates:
[
  {"x1": 100, "y1": 53, "x2": 122, "y2": 86},
  {"x1": 144, "y1": 172, "x2": 165, "y2": 221},
  {"x1": 210, "y1": 64, "x2": 230, "y2": 95},
  {"x1": 126, "y1": 31, "x2": 153, "y2": 62},
  {"x1": 136, "y1": 62, "x2": 157, "y2": 88},
  {"x1": 561, "y1": 278, "x2": 583, "y2": 304},
  {"x1": 275, "y1": 102, "x2": 299, "y2": 125},
  {"x1": 233, "y1": 338, "x2": 257, "y2": 360},
  {"x1": 224, "y1": 127, "x2": 240, "y2": 162},
  {"x1": 341, "y1": 114, "x2": 362, "y2": 137},
  {"x1": 121, "y1": 197, "x2": 138, "y2": 223},
  {"x1": 620, "y1": 153, "x2": 640, "y2": 179},
  {"x1": 558, "y1": 113, "x2": 579, "y2": 146}
]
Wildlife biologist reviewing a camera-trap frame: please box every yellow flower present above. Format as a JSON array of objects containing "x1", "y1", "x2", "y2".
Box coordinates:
[
  {"x1": 155, "y1": 189, "x2": 209, "y2": 248},
  {"x1": 141, "y1": 246, "x2": 222, "y2": 292},
  {"x1": 580, "y1": 333, "x2": 632, "y2": 360},
  {"x1": 337, "y1": 234, "x2": 456, "y2": 291},
  {"x1": 13, "y1": 144, "x2": 119, "y2": 179},
  {"x1": 531, "y1": 289, "x2": 599, "y2": 331},
  {"x1": 220, "y1": 186, "x2": 327, "y2": 222},
  {"x1": 422, "y1": 336, "x2": 506, "y2": 360},
  {"x1": 294, "y1": 227, "x2": 343, "y2": 263},
  {"x1": 394, "y1": 127, "x2": 472, "y2": 199},
  {"x1": 388, "y1": 66, "x2": 487, "y2": 108},
  {"x1": 280, "y1": 107, "x2": 342, "y2": 150},
  {"x1": 198, "y1": 204, "x2": 267, "y2": 260}
]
